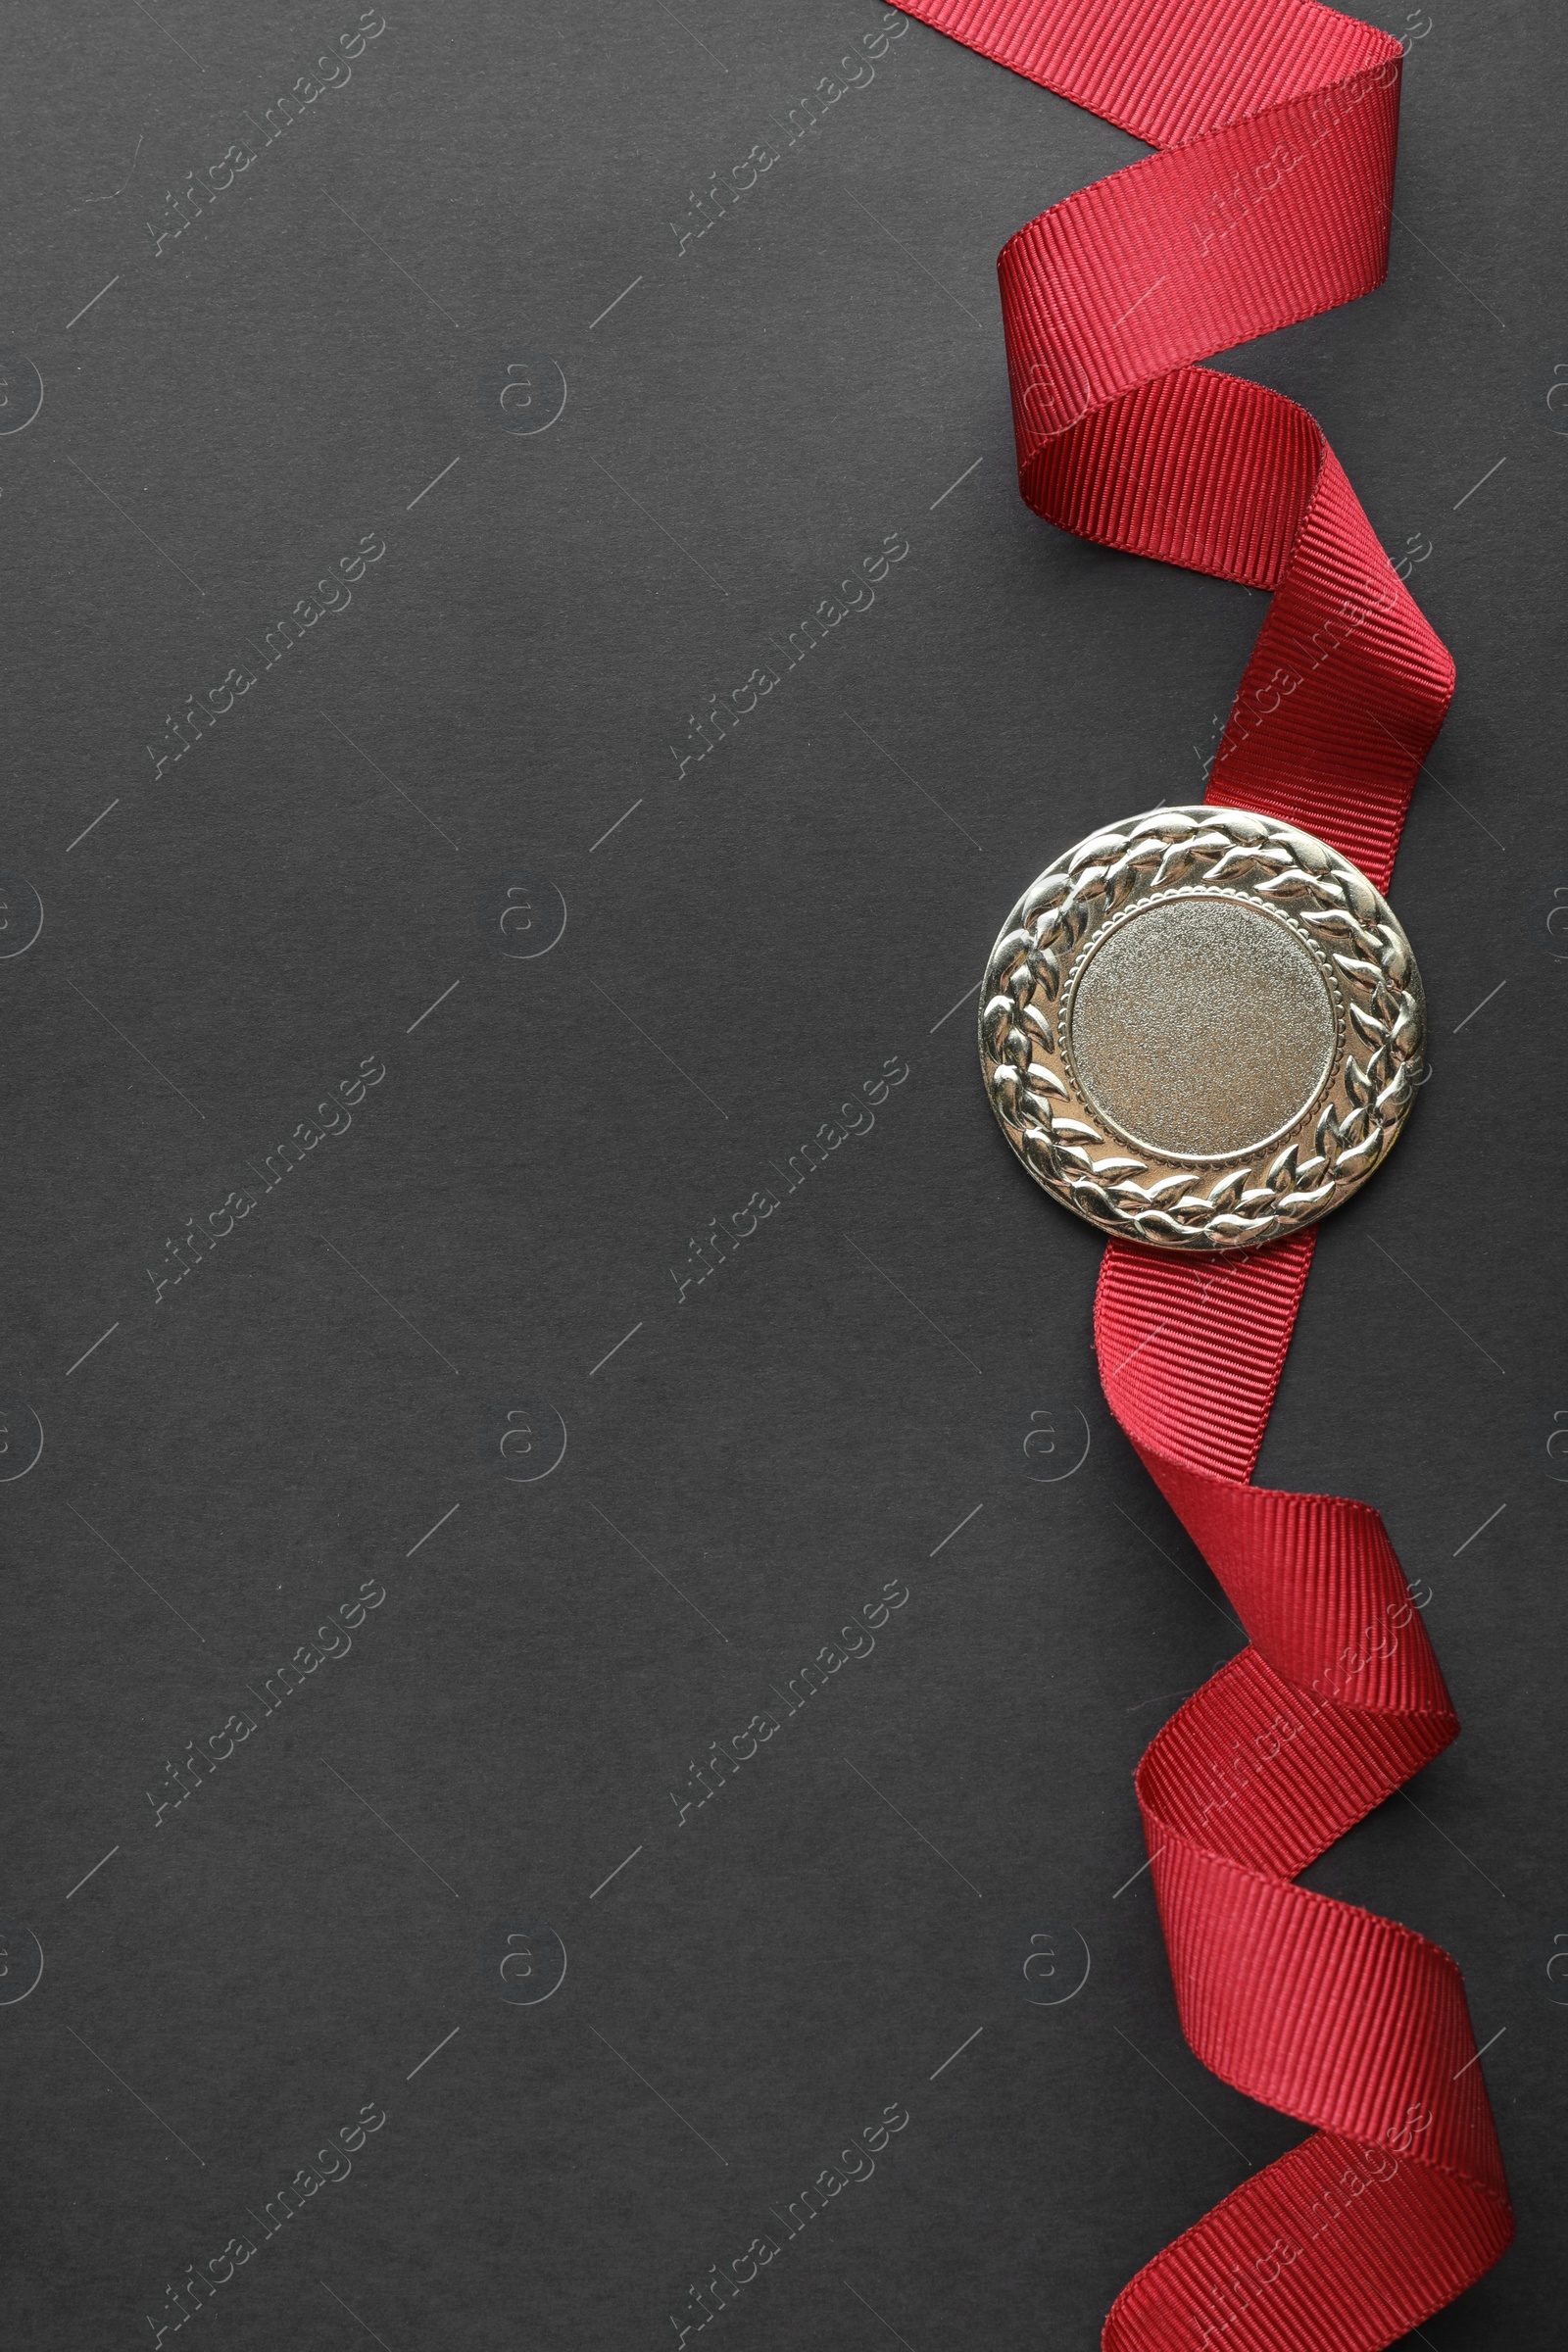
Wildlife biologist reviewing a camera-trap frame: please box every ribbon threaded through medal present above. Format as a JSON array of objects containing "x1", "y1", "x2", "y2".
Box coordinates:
[{"x1": 896, "y1": 0, "x2": 1516, "y2": 2342}]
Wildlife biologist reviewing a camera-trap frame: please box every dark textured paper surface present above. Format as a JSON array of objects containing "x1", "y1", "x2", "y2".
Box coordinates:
[{"x1": 1, "y1": 5, "x2": 1561, "y2": 2346}]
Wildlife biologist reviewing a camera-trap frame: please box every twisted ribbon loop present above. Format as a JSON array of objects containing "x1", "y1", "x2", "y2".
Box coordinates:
[
  {"x1": 897, "y1": 0, "x2": 1515, "y2": 2340},
  {"x1": 1096, "y1": 1238, "x2": 1511, "y2": 2348}
]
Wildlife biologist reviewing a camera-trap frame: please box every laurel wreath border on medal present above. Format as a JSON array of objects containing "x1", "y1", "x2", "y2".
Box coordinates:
[{"x1": 978, "y1": 804, "x2": 1426, "y2": 1250}]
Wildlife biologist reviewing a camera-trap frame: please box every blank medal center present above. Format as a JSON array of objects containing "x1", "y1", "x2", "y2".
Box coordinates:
[{"x1": 1068, "y1": 896, "x2": 1336, "y2": 1157}]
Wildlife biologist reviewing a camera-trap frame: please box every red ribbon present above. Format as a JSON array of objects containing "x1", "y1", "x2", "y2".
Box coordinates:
[{"x1": 897, "y1": 1, "x2": 1515, "y2": 2342}]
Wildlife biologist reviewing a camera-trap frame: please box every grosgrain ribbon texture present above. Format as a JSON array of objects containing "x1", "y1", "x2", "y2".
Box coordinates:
[{"x1": 896, "y1": 0, "x2": 1515, "y2": 2344}]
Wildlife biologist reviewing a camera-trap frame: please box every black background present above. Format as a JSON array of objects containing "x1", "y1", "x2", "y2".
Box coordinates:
[{"x1": 1, "y1": 4, "x2": 1562, "y2": 2347}]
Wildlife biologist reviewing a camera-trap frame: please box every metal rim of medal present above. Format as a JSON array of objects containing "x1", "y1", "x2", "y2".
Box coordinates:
[{"x1": 978, "y1": 804, "x2": 1425, "y2": 1251}]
